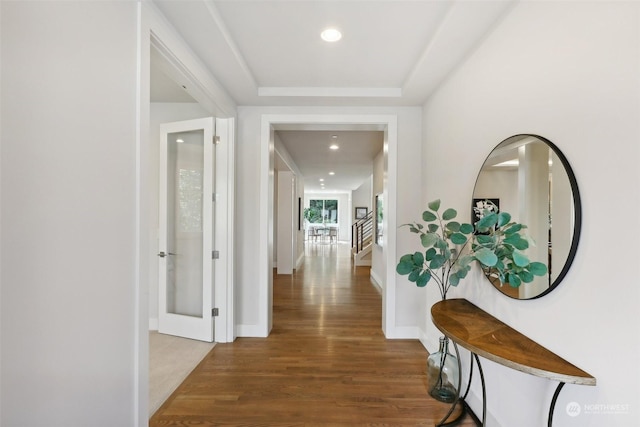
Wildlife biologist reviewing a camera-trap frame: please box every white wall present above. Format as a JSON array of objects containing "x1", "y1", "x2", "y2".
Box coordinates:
[
  {"x1": 352, "y1": 176, "x2": 373, "y2": 224},
  {"x1": 370, "y1": 149, "x2": 385, "y2": 287},
  {"x1": 274, "y1": 134, "x2": 305, "y2": 268},
  {"x1": 420, "y1": 2, "x2": 639, "y2": 426},
  {"x1": 148, "y1": 102, "x2": 209, "y2": 329},
  {"x1": 276, "y1": 171, "x2": 295, "y2": 274},
  {"x1": 1, "y1": 2, "x2": 138, "y2": 425}
]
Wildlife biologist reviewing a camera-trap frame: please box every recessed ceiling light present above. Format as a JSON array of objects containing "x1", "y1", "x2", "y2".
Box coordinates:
[
  {"x1": 329, "y1": 171, "x2": 335, "y2": 175},
  {"x1": 329, "y1": 144, "x2": 339, "y2": 150},
  {"x1": 321, "y1": 28, "x2": 342, "y2": 42},
  {"x1": 176, "y1": 138, "x2": 184, "y2": 143},
  {"x1": 319, "y1": 178, "x2": 325, "y2": 182}
]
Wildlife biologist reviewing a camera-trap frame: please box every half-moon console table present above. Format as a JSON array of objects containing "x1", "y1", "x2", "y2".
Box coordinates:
[{"x1": 431, "y1": 299, "x2": 595, "y2": 427}]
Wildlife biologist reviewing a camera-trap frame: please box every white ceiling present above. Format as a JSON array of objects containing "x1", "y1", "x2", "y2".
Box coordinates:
[
  {"x1": 276, "y1": 130, "x2": 383, "y2": 192},
  {"x1": 151, "y1": 0, "x2": 515, "y2": 191}
]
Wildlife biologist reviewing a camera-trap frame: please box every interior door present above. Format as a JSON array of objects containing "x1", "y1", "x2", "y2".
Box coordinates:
[{"x1": 158, "y1": 117, "x2": 215, "y2": 342}]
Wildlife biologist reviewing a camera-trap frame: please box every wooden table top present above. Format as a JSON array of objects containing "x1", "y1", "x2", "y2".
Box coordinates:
[{"x1": 431, "y1": 299, "x2": 596, "y2": 386}]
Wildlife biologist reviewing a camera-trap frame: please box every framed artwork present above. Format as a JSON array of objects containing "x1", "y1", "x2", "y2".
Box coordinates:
[
  {"x1": 472, "y1": 198, "x2": 500, "y2": 232},
  {"x1": 355, "y1": 206, "x2": 368, "y2": 220}
]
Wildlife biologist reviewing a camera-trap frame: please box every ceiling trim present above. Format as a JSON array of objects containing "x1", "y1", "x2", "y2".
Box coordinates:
[
  {"x1": 147, "y1": 1, "x2": 236, "y2": 116},
  {"x1": 203, "y1": 0, "x2": 259, "y2": 91},
  {"x1": 258, "y1": 87, "x2": 402, "y2": 98},
  {"x1": 401, "y1": 0, "x2": 455, "y2": 91}
]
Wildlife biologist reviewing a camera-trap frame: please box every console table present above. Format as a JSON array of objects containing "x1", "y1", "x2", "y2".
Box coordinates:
[{"x1": 431, "y1": 299, "x2": 595, "y2": 426}]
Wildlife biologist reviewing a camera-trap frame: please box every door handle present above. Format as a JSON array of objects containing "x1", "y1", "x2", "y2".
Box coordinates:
[{"x1": 158, "y1": 251, "x2": 176, "y2": 258}]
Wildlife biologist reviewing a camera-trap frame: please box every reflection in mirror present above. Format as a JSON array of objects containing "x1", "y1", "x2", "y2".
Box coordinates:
[{"x1": 473, "y1": 135, "x2": 581, "y2": 299}]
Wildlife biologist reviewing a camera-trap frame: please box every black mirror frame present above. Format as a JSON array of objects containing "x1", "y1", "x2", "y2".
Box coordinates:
[{"x1": 473, "y1": 134, "x2": 582, "y2": 299}]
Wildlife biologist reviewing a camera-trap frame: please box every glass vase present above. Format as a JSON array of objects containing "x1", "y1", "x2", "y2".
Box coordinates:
[{"x1": 427, "y1": 336, "x2": 459, "y2": 403}]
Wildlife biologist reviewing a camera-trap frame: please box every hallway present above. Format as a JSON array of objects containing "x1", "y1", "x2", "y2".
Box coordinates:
[{"x1": 150, "y1": 243, "x2": 472, "y2": 426}]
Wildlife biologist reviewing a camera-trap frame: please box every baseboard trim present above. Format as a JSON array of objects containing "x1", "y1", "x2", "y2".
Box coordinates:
[
  {"x1": 384, "y1": 325, "x2": 419, "y2": 339},
  {"x1": 370, "y1": 270, "x2": 383, "y2": 290},
  {"x1": 236, "y1": 324, "x2": 269, "y2": 338},
  {"x1": 149, "y1": 317, "x2": 158, "y2": 331}
]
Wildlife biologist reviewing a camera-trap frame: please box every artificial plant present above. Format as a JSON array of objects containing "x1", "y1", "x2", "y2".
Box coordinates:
[{"x1": 396, "y1": 199, "x2": 547, "y2": 300}]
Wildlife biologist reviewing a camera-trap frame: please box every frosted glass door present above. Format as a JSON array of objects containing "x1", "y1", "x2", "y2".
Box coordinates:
[{"x1": 159, "y1": 118, "x2": 215, "y2": 342}]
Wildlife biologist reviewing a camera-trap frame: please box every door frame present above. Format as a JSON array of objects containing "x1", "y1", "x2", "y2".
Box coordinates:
[
  {"x1": 258, "y1": 114, "x2": 399, "y2": 338},
  {"x1": 136, "y1": 2, "x2": 236, "y2": 424}
]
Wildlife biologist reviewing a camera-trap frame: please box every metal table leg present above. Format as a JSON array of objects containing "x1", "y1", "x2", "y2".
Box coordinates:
[
  {"x1": 436, "y1": 341, "x2": 464, "y2": 426},
  {"x1": 473, "y1": 354, "x2": 486, "y2": 426},
  {"x1": 548, "y1": 382, "x2": 566, "y2": 427}
]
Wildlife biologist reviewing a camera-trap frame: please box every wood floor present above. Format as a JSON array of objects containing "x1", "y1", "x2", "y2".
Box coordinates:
[{"x1": 150, "y1": 242, "x2": 475, "y2": 426}]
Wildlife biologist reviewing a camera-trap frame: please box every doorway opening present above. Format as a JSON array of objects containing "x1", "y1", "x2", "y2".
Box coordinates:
[{"x1": 258, "y1": 115, "x2": 400, "y2": 340}]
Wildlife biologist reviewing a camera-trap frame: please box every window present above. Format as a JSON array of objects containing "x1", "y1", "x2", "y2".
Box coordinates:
[{"x1": 307, "y1": 199, "x2": 338, "y2": 224}]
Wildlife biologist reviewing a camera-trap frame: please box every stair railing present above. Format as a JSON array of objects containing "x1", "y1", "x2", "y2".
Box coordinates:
[{"x1": 352, "y1": 211, "x2": 373, "y2": 254}]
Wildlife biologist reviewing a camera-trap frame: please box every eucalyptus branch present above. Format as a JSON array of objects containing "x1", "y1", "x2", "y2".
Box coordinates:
[{"x1": 396, "y1": 199, "x2": 548, "y2": 299}]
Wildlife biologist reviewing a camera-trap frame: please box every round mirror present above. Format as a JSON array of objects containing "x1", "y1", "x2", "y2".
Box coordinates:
[{"x1": 472, "y1": 134, "x2": 581, "y2": 299}]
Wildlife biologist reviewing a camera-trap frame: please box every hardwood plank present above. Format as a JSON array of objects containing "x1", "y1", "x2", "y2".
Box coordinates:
[{"x1": 151, "y1": 243, "x2": 476, "y2": 426}]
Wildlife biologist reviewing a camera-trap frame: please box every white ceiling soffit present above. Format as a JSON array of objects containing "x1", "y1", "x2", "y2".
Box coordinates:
[{"x1": 152, "y1": 0, "x2": 515, "y2": 107}]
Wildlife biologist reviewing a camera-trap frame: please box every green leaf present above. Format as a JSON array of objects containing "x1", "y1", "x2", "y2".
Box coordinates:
[
  {"x1": 529, "y1": 262, "x2": 548, "y2": 276},
  {"x1": 497, "y1": 212, "x2": 511, "y2": 227},
  {"x1": 460, "y1": 223, "x2": 474, "y2": 234},
  {"x1": 442, "y1": 208, "x2": 457, "y2": 221},
  {"x1": 416, "y1": 271, "x2": 431, "y2": 287},
  {"x1": 507, "y1": 273, "x2": 522, "y2": 287},
  {"x1": 446, "y1": 221, "x2": 460, "y2": 232},
  {"x1": 408, "y1": 269, "x2": 421, "y2": 282},
  {"x1": 428, "y1": 224, "x2": 439, "y2": 233},
  {"x1": 422, "y1": 211, "x2": 437, "y2": 222},
  {"x1": 477, "y1": 213, "x2": 498, "y2": 230},
  {"x1": 425, "y1": 248, "x2": 437, "y2": 261},
  {"x1": 475, "y1": 248, "x2": 498, "y2": 267},
  {"x1": 504, "y1": 235, "x2": 529, "y2": 250},
  {"x1": 399, "y1": 254, "x2": 414, "y2": 264},
  {"x1": 429, "y1": 254, "x2": 446, "y2": 269},
  {"x1": 435, "y1": 238, "x2": 448, "y2": 250},
  {"x1": 409, "y1": 224, "x2": 424, "y2": 233},
  {"x1": 518, "y1": 270, "x2": 535, "y2": 283},
  {"x1": 428, "y1": 199, "x2": 441, "y2": 211},
  {"x1": 442, "y1": 247, "x2": 452, "y2": 261},
  {"x1": 504, "y1": 224, "x2": 522, "y2": 235},
  {"x1": 476, "y1": 234, "x2": 495, "y2": 245},
  {"x1": 421, "y1": 233, "x2": 438, "y2": 248},
  {"x1": 453, "y1": 266, "x2": 469, "y2": 281},
  {"x1": 451, "y1": 233, "x2": 467, "y2": 245},
  {"x1": 396, "y1": 260, "x2": 414, "y2": 275},
  {"x1": 449, "y1": 274, "x2": 460, "y2": 286},
  {"x1": 512, "y1": 250, "x2": 530, "y2": 267},
  {"x1": 412, "y1": 251, "x2": 424, "y2": 266}
]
